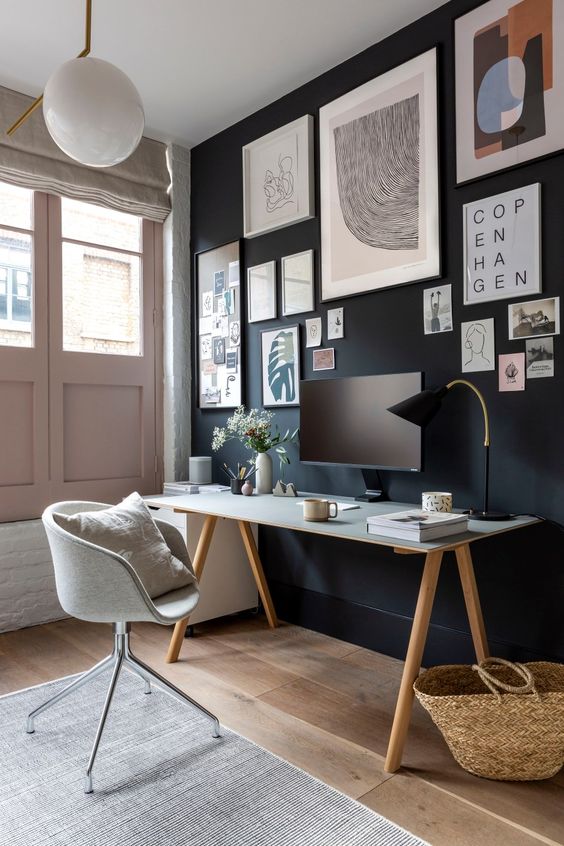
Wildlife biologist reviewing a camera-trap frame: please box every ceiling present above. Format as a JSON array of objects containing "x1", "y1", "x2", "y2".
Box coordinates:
[{"x1": 1, "y1": 0, "x2": 449, "y2": 147}]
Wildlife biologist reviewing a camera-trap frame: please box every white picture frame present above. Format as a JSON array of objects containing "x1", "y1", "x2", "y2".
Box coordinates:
[
  {"x1": 282, "y1": 250, "x2": 314, "y2": 316},
  {"x1": 463, "y1": 184, "x2": 541, "y2": 305},
  {"x1": 243, "y1": 115, "x2": 314, "y2": 239},
  {"x1": 247, "y1": 261, "x2": 277, "y2": 323},
  {"x1": 261, "y1": 324, "x2": 300, "y2": 407},
  {"x1": 319, "y1": 49, "x2": 440, "y2": 301}
]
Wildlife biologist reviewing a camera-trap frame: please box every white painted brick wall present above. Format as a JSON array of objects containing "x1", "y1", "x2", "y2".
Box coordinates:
[{"x1": 0, "y1": 520, "x2": 67, "y2": 633}]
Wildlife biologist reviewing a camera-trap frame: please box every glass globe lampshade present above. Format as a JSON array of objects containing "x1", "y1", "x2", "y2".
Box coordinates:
[{"x1": 43, "y1": 56, "x2": 144, "y2": 168}]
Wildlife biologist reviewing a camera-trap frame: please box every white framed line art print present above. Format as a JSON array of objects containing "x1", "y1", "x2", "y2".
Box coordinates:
[
  {"x1": 282, "y1": 250, "x2": 314, "y2": 316},
  {"x1": 463, "y1": 184, "x2": 541, "y2": 305},
  {"x1": 319, "y1": 48, "x2": 440, "y2": 301},
  {"x1": 247, "y1": 261, "x2": 277, "y2": 323},
  {"x1": 243, "y1": 115, "x2": 315, "y2": 239}
]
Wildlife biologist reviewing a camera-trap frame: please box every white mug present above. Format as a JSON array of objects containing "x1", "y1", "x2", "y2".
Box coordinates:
[{"x1": 422, "y1": 491, "x2": 453, "y2": 513}]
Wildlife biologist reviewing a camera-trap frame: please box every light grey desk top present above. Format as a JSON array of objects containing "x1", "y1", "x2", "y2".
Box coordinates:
[{"x1": 145, "y1": 492, "x2": 538, "y2": 553}]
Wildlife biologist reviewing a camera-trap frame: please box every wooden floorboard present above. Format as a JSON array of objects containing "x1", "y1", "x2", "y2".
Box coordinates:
[{"x1": 0, "y1": 615, "x2": 561, "y2": 846}]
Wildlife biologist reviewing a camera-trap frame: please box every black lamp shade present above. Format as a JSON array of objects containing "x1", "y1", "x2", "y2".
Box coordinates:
[{"x1": 387, "y1": 386, "x2": 448, "y2": 428}]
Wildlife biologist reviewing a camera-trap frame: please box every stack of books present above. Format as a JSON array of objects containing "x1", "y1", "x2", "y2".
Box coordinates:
[
  {"x1": 163, "y1": 481, "x2": 200, "y2": 495},
  {"x1": 366, "y1": 509, "x2": 468, "y2": 542}
]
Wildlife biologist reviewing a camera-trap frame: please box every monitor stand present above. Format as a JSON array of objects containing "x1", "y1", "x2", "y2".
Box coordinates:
[{"x1": 355, "y1": 469, "x2": 387, "y2": 503}]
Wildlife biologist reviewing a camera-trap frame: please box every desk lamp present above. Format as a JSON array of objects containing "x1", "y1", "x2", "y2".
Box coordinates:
[{"x1": 388, "y1": 379, "x2": 510, "y2": 521}]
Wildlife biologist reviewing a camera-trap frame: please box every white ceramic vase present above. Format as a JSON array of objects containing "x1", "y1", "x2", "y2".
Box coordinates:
[{"x1": 255, "y1": 451, "x2": 273, "y2": 494}]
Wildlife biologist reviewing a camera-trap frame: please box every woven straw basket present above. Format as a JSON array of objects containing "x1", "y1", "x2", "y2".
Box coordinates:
[{"x1": 414, "y1": 658, "x2": 564, "y2": 780}]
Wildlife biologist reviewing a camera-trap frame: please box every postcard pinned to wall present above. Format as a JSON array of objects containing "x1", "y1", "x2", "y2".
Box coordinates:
[
  {"x1": 423, "y1": 284, "x2": 452, "y2": 334},
  {"x1": 226, "y1": 350, "x2": 238, "y2": 371},
  {"x1": 313, "y1": 347, "x2": 335, "y2": 371},
  {"x1": 508, "y1": 297, "x2": 560, "y2": 340},
  {"x1": 499, "y1": 353, "x2": 525, "y2": 392},
  {"x1": 306, "y1": 317, "x2": 322, "y2": 348},
  {"x1": 327, "y1": 307, "x2": 344, "y2": 340},
  {"x1": 461, "y1": 318, "x2": 495, "y2": 372},
  {"x1": 526, "y1": 338, "x2": 554, "y2": 379}
]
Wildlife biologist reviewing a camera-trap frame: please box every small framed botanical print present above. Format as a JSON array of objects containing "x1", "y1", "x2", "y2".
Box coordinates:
[{"x1": 261, "y1": 324, "x2": 300, "y2": 407}]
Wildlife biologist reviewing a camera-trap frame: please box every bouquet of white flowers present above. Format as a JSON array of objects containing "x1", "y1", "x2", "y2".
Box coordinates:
[{"x1": 211, "y1": 406, "x2": 298, "y2": 471}]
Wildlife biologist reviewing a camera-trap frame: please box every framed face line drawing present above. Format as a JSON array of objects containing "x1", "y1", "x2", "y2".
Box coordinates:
[{"x1": 243, "y1": 115, "x2": 315, "y2": 239}]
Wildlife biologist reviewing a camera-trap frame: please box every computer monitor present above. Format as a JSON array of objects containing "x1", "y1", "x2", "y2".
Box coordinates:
[{"x1": 300, "y1": 372, "x2": 422, "y2": 499}]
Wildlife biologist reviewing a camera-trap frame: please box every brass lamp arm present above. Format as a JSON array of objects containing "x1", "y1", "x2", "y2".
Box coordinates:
[
  {"x1": 446, "y1": 379, "x2": 490, "y2": 447},
  {"x1": 7, "y1": 0, "x2": 92, "y2": 136}
]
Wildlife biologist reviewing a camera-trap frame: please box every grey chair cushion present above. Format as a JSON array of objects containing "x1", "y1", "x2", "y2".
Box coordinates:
[{"x1": 55, "y1": 492, "x2": 195, "y2": 599}]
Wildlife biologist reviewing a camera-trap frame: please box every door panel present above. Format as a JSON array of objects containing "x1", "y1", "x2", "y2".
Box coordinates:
[
  {"x1": 48, "y1": 201, "x2": 158, "y2": 505},
  {"x1": 0, "y1": 193, "x2": 49, "y2": 521}
]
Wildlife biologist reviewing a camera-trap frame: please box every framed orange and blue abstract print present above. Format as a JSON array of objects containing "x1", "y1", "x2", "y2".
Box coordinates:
[{"x1": 455, "y1": 0, "x2": 564, "y2": 183}]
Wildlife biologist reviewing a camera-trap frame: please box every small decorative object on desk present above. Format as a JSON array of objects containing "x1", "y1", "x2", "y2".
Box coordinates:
[
  {"x1": 421, "y1": 491, "x2": 453, "y2": 513},
  {"x1": 242, "y1": 479, "x2": 254, "y2": 496},
  {"x1": 211, "y1": 406, "x2": 298, "y2": 495},
  {"x1": 273, "y1": 480, "x2": 298, "y2": 497},
  {"x1": 414, "y1": 658, "x2": 564, "y2": 781}
]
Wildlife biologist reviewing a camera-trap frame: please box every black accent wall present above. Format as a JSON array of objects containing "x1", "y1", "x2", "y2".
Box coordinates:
[{"x1": 190, "y1": 0, "x2": 564, "y2": 664}]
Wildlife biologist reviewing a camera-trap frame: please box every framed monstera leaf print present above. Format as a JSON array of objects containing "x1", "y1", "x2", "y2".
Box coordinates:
[{"x1": 261, "y1": 324, "x2": 300, "y2": 407}]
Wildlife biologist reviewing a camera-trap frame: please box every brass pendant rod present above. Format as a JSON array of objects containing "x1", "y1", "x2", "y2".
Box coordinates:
[
  {"x1": 446, "y1": 378, "x2": 490, "y2": 447},
  {"x1": 7, "y1": 0, "x2": 93, "y2": 136}
]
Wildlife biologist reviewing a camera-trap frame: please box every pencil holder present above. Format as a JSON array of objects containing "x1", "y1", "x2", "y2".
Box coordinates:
[{"x1": 230, "y1": 479, "x2": 244, "y2": 495}]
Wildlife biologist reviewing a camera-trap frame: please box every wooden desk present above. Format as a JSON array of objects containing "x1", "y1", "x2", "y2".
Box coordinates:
[{"x1": 164, "y1": 492, "x2": 537, "y2": 773}]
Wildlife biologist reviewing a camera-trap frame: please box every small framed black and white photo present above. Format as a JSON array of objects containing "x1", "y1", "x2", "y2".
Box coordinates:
[
  {"x1": 247, "y1": 261, "x2": 277, "y2": 323},
  {"x1": 261, "y1": 324, "x2": 300, "y2": 407},
  {"x1": 282, "y1": 250, "x2": 314, "y2": 316}
]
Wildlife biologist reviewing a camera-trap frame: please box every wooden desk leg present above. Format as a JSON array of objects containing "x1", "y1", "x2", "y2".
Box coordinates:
[
  {"x1": 238, "y1": 520, "x2": 278, "y2": 628},
  {"x1": 455, "y1": 543, "x2": 490, "y2": 663},
  {"x1": 384, "y1": 549, "x2": 443, "y2": 773},
  {"x1": 165, "y1": 514, "x2": 218, "y2": 664}
]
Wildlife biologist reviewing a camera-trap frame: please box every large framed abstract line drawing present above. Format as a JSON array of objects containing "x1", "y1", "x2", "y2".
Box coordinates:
[
  {"x1": 243, "y1": 115, "x2": 315, "y2": 239},
  {"x1": 455, "y1": 0, "x2": 564, "y2": 184},
  {"x1": 260, "y1": 324, "x2": 300, "y2": 407},
  {"x1": 196, "y1": 240, "x2": 243, "y2": 409},
  {"x1": 319, "y1": 49, "x2": 440, "y2": 302}
]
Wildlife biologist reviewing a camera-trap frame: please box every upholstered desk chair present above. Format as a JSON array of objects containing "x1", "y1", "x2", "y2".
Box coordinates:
[{"x1": 30, "y1": 501, "x2": 221, "y2": 794}]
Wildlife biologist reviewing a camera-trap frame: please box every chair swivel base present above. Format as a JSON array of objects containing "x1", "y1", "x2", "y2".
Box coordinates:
[{"x1": 25, "y1": 622, "x2": 222, "y2": 794}]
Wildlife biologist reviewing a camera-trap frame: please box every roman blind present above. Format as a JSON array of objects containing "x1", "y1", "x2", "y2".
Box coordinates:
[{"x1": 0, "y1": 86, "x2": 171, "y2": 222}]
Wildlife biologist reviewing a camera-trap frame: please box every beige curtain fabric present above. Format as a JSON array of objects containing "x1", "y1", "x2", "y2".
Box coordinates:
[{"x1": 0, "y1": 86, "x2": 171, "y2": 221}]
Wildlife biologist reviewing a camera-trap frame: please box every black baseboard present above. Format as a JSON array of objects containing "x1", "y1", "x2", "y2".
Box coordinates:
[{"x1": 268, "y1": 579, "x2": 562, "y2": 665}]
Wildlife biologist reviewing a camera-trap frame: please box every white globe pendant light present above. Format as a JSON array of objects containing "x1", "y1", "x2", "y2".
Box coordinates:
[{"x1": 43, "y1": 56, "x2": 144, "y2": 168}]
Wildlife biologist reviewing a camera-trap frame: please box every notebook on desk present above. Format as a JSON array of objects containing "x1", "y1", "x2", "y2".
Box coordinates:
[{"x1": 296, "y1": 500, "x2": 360, "y2": 511}]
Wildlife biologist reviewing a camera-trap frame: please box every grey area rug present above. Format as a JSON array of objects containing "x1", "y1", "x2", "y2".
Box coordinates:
[{"x1": 0, "y1": 672, "x2": 428, "y2": 846}]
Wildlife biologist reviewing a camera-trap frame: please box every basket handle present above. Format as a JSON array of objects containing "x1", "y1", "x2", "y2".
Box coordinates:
[{"x1": 472, "y1": 658, "x2": 538, "y2": 701}]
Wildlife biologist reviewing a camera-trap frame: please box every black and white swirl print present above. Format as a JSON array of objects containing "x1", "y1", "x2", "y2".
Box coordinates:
[{"x1": 333, "y1": 94, "x2": 420, "y2": 251}]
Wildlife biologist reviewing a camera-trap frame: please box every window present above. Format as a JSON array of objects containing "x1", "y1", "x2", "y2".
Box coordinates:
[
  {"x1": 0, "y1": 183, "x2": 33, "y2": 347},
  {"x1": 61, "y1": 199, "x2": 142, "y2": 355},
  {"x1": 0, "y1": 184, "x2": 163, "y2": 522}
]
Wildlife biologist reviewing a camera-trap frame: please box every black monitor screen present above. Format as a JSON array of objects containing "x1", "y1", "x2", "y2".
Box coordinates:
[{"x1": 299, "y1": 372, "x2": 422, "y2": 471}]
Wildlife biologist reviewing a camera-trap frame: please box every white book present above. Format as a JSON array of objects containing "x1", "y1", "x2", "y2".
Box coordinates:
[
  {"x1": 163, "y1": 482, "x2": 200, "y2": 494},
  {"x1": 367, "y1": 520, "x2": 468, "y2": 542},
  {"x1": 366, "y1": 509, "x2": 467, "y2": 529}
]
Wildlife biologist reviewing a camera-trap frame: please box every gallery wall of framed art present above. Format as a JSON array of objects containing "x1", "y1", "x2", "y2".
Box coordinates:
[{"x1": 191, "y1": 0, "x2": 564, "y2": 668}]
